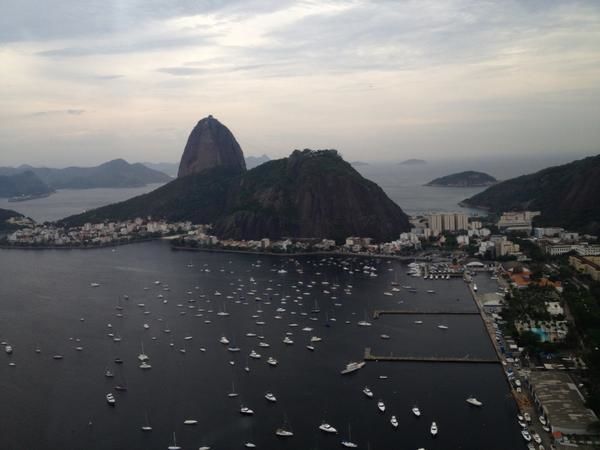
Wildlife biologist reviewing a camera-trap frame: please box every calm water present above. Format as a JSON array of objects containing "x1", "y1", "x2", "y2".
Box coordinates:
[
  {"x1": 0, "y1": 242, "x2": 525, "y2": 449},
  {"x1": 0, "y1": 184, "x2": 165, "y2": 223}
]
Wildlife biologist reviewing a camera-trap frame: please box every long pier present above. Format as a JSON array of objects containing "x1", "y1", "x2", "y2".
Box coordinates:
[
  {"x1": 373, "y1": 310, "x2": 480, "y2": 319},
  {"x1": 364, "y1": 347, "x2": 499, "y2": 364}
]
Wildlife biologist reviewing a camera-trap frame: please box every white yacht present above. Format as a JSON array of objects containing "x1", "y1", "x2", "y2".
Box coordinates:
[
  {"x1": 437, "y1": 325, "x2": 449, "y2": 330},
  {"x1": 5, "y1": 345, "x2": 13, "y2": 354},
  {"x1": 390, "y1": 415, "x2": 398, "y2": 428},
  {"x1": 340, "y1": 361, "x2": 365, "y2": 375},
  {"x1": 219, "y1": 336, "x2": 230, "y2": 345},
  {"x1": 430, "y1": 421, "x2": 438, "y2": 436},
  {"x1": 106, "y1": 393, "x2": 116, "y2": 405},
  {"x1": 466, "y1": 397, "x2": 483, "y2": 407},
  {"x1": 283, "y1": 336, "x2": 294, "y2": 345},
  {"x1": 184, "y1": 419, "x2": 198, "y2": 425},
  {"x1": 363, "y1": 386, "x2": 374, "y2": 398},
  {"x1": 310, "y1": 336, "x2": 322, "y2": 342},
  {"x1": 265, "y1": 392, "x2": 277, "y2": 402},
  {"x1": 319, "y1": 423, "x2": 337, "y2": 433},
  {"x1": 240, "y1": 406, "x2": 254, "y2": 415},
  {"x1": 412, "y1": 406, "x2": 421, "y2": 417},
  {"x1": 139, "y1": 361, "x2": 152, "y2": 370},
  {"x1": 249, "y1": 350, "x2": 261, "y2": 359},
  {"x1": 521, "y1": 430, "x2": 532, "y2": 442},
  {"x1": 275, "y1": 428, "x2": 293, "y2": 437},
  {"x1": 267, "y1": 357, "x2": 278, "y2": 366},
  {"x1": 377, "y1": 400, "x2": 385, "y2": 412}
]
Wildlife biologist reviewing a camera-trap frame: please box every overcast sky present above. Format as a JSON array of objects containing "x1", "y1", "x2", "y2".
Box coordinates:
[{"x1": 1, "y1": 0, "x2": 599, "y2": 167}]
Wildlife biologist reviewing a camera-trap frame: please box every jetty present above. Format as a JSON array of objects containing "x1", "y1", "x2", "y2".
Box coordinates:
[
  {"x1": 363, "y1": 347, "x2": 499, "y2": 364},
  {"x1": 373, "y1": 310, "x2": 480, "y2": 319}
]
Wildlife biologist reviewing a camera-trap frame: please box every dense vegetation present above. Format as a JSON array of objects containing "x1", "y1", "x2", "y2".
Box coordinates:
[
  {"x1": 462, "y1": 154, "x2": 600, "y2": 234},
  {"x1": 62, "y1": 149, "x2": 410, "y2": 242},
  {"x1": 562, "y1": 281, "x2": 600, "y2": 413},
  {"x1": 0, "y1": 208, "x2": 24, "y2": 232},
  {"x1": 425, "y1": 171, "x2": 497, "y2": 187}
]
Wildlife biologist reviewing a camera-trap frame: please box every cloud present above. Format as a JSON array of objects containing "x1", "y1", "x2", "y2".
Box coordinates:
[
  {"x1": 37, "y1": 35, "x2": 211, "y2": 57},
  {"x1": 29, "y1": 109, "x2": 86, "y2": 117},
  {"x1": 1, "y1": 0, "x2": 600, "y2": 166}
]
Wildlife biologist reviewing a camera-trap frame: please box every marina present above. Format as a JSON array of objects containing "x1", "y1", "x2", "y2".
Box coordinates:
[{"x1": 0, "y1": 241, "x2": 525, "y2": 449}]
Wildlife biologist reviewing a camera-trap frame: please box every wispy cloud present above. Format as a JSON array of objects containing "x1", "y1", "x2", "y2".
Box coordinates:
[{"x1": 29, "y1": 109, "x2": 86, "y2": 117}]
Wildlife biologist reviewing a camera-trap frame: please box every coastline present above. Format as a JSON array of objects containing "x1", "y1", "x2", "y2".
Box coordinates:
[
  {"x1": 170, "y1": 245, "x2": 430, "y2": 260},
  {"x1": 0, "y1": 237, "x2": 159, "y2": 251}
]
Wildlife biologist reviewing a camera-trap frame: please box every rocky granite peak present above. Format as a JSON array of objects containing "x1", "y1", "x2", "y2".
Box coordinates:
[{"x1": 177, "y1": 115, "x2": 246, "y2": 178}]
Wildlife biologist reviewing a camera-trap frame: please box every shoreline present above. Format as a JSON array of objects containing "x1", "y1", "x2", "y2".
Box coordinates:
[
  {"x1": 170, "y1": 245, "x2": 430, "y2": 260},
  {"x1": 0, "y1": 240, "x2": 434, "y2": 261},
  {"x1": 0, "y1": 238, "x2": 160, "y2": 251}
]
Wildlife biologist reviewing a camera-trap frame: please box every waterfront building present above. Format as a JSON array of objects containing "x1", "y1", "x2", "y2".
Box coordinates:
[{"x1": 527, "y1": 371, "x2": 599, "y2": 436}]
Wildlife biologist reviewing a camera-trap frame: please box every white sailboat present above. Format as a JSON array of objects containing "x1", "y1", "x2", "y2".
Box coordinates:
[
  {"x1": 141, "y1": 412, "x2": 152, "y2": 432},
  {"x1": 167, "y1": 432, "x2": 182, "y2": 450},
  {"x1": 137, "y1": 341, "x2": 149, "y2": 361},
  {"x1": 341, "y1": 424, "x2": 358, "y2": 447}
]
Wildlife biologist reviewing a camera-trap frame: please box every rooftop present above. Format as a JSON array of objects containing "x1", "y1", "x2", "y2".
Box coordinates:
[{"x1": 528, "y1": 371, "x2": 599, "y2": 435}]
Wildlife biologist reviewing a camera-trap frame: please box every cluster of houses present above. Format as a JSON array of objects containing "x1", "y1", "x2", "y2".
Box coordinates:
[{"x1": 3, "y1": 218, "x2": 204, "y2": 247}]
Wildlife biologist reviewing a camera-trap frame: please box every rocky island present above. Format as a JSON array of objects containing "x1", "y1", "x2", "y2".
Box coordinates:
[
  {"x1": 425, "y1": 171, "x2": 497, "y2": 187},
  {"x1": 62, "y1": 116, "x2": 410, "y2": 241},
  {"x1": 399, "y1": 158, "x2": 427, "y2": 165}
]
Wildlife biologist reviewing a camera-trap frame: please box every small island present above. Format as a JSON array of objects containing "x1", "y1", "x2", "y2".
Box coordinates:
[
  {"x1": 425, "y1": 171, "x2": 497, "y2": 187},
  {"x1": 399, "y1": 158, "x2": 427, "y2": 166}
]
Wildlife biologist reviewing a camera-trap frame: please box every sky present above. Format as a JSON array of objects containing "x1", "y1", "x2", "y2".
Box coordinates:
[{"x1": 1, "y1": 0, "x2": 600, "y2": 167}]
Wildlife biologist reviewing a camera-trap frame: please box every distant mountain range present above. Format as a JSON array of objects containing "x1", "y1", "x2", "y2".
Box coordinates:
[
  {"x1": 425, "y1": 171, "x2": 497, "y2": 187},
  {"x1": 399, "y1": 158, "x2": 427, "y2": 165},
  {"x1": 0, "y1": 159, "x2": 172, "y2": 191},
  {"x1": 0, "y1": 171, "x2": 54, "y2": 198},
  {"x1": 62, "y1": 116, "x2": 409, "y2": 241},
  {"x1": 462, "y1": 154, "x2": 600, "y2": 234},
  {"x1": 245, "y1": 154, "x2": 271, "y2": 169},
  {"x1": 143, "y1": 155, "x2": 271, "y2": 177},
  {"x1": 351, "y1": 161, "x2": 369, "y2": 167}
]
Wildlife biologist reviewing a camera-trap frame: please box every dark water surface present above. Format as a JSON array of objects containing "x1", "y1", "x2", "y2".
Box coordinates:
[{"x1": 0, "y1": 242, "x2": 525, "y2": 449}]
